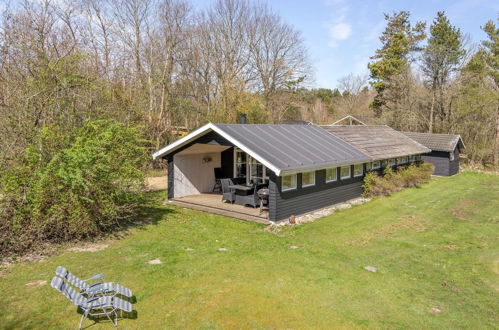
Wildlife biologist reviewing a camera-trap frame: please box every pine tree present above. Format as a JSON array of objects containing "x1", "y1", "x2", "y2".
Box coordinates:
[
  {"x1": 421, "y1": 11, "x2": 465, "y2": 132},
  {"x1": 368, "y1": 11, "x2": 426, "y2": 117},
  {"x1": 480, "y1": 18, "x2": 499, "y2": 166}
]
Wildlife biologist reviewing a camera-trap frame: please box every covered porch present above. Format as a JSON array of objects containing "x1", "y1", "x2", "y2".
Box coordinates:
[{"x1": 169, "y1": 138, "x2": 271, "y2": 223}]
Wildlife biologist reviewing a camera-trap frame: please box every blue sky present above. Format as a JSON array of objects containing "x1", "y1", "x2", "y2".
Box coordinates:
[{"x1": 193, "y1": 0, "x2": 499, "y2": 90}]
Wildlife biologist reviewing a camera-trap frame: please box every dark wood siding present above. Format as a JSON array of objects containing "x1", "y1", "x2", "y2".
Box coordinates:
[
  {"x1": 449, "y1": 148, "x2": 460, "y2": 175},
  {"x1": 268, "y1": 165, "x2": 364, "y2": 221},
  {"x1": 163, "y1": 131, "x2": 234, "y2": 157},
  {"x1": 167, "y1": 154, "x2": 174, "y2": 199},
  {"x1": 421, "y1": 148, "x2": 459, "y2": 176},
  {"x1": 220, "y1": 147, "x2": 234, "y2": 178}
]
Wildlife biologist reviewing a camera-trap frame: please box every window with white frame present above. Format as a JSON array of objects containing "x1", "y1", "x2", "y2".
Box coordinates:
[
  {"x1": 234, "y1": 148, "x2": 247, "y2": 178},
  {"x1": 281, "y1": 174, "x2": 297, "y2": 191},
  {"x1": 415, "y1": 154, "x2": 421, "y2": 161},
  {"x1": 388, "y1": 158, "x2": 396, "y2": 166},
  {"x1": 340, "y1": 166, "x2": 351, "y2": 179},
  {"x1": 409, "y1": 155, "x2": 415, "y2": 162},
  {"x1": 372, "y1": 160, "x2": 381, "y2": 169},
  {"x1": 353, "y1": 164, "x2": 363, "y2": 177},
  {"x1": 326, "y1": 168, "x2": 337, "y2": 182},
  {"x1": 301, "y1": 171, "x2": 315, "y2": 187}
]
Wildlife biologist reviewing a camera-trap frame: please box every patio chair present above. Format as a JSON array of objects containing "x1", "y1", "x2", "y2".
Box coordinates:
[
  {"x1": 241, "y1": 183, "x2": 264, "y2": 208},
  {"x1": 55, "y1": 266, "x2": 133, "y2": 298},
  {"x1": 50, "y1": 276, "x2": 132, "y2": 329},
  {"x1": 221, "y1": 178, "x2": 235, "y2": 203}
]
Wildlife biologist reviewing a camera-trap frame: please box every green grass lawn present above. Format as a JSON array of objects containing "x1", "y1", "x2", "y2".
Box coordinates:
[{"x1": 1, "y1": 172, "x2": 498, "y2": 329}]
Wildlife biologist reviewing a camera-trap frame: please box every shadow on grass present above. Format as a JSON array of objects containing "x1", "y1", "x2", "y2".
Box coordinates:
[
  {"x1": 109, "y1": 190, "x2": 177, "y2": 236},
  {"x1": 77, "y1": 307, "x2": 138, "y2": 329}
]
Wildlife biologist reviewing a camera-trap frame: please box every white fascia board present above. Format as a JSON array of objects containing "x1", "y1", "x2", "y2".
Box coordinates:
[
  {"x1": 210, "y1": 124, "x2": 282, "y2": 176},
  {"x1": 455, "y1": 136, "x2": 465, "y2": 150},
  {"x1": 152, "y1": 123, "x2": 212, "y2": 160}
]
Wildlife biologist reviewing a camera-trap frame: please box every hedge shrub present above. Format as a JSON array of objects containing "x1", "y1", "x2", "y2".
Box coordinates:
[
  {"x1": 0, "y1": 120, "x2": 148, "y2": 256},
  {"x1": 362, "y1": 162, "x2": 434, "y2": 197}
]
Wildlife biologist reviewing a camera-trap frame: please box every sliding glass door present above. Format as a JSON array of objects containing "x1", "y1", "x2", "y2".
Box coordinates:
[
  {"x1": 234, "y1": 148, "x2": 268, "y2": 184},
  {"x1": 248, "y1": 156, "x2": 266, "y2": 184}
]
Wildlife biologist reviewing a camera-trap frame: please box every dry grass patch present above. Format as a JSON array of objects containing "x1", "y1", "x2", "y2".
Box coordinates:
[
  {"x1": 449, "y1": 199, "x2": 474, "y2": 221},
  {"x1": 67, "y1": 243, "x2": 109, "y2": 253},
  {"x1": 350, "y1": 214, "x2": 428, "y2": 246}
]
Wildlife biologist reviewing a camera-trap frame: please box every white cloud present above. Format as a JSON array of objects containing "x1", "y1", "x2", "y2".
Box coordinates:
[
  {"x1": 323, "y1": 1, "x2": 351, "y2": 48},
  {"x1": 329, "y1": 22, "x2": 352, "y2": 41}
]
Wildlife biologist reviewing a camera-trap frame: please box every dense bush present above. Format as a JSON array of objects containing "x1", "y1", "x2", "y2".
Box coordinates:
[
  {"x1": 363, "y1": 163, "x2": 434, "y2": 197},
  {"x1": 0, "y1": 120, "x2": 148, "y2": 256}
]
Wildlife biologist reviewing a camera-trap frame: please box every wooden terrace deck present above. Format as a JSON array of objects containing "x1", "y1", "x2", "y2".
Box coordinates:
[{"x1": 168, "y1": 193, "x2": 269, "y2": 224}]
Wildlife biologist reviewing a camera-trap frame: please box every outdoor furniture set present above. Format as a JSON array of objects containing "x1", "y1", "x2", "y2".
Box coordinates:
[{"x1": 220, "y1": 177, "x2": 269, "y2": 214}]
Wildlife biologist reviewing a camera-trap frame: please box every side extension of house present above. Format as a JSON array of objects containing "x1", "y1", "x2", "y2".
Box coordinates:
[{"x1": 402, "y1": 132, "x2": 464, "y2": 176}]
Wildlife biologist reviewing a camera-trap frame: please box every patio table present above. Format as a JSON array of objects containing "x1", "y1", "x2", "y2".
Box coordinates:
[
  {"x1": 228, "y1": 184, "x2": 252, "y2": 191},
  {"x1": 229, "y1": 184, "x2": 253, "y2": 205}
]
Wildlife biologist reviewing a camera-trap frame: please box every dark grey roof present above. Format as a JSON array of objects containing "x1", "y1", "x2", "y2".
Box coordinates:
[
  {"x1": 213, "y1": 124, "x2": 371, "y2": 174},
  {"x1": 320, "y1": 125, "x2": 430, "y2": 160},
  {"x1": 402, "y1": 132, "x2": 464, "y2": 152}
]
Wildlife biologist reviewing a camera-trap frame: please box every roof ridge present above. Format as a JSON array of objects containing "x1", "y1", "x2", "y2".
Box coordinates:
[
  {"x1": 402, "y1": 131, "x2": 461, "y2": 138},
  {"x1": 320, "y1": 124, "x2": 389, "y2": 127}
]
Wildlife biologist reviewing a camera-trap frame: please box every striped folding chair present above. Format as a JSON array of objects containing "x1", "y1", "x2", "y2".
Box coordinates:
[
  {"x1": 50, "y1": 276, "x2": 132, "y2": 329},
  {"x1": 55, "y1": 266, "x2": 132, "y2": 298}
]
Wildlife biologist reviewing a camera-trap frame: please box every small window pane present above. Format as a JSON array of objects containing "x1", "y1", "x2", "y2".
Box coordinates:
[
  {"x1": 372, "y1": 160, "x2": 381, "y2": 169},
  {"x1": 365, "y1": 162, "x2": 372, "y2": 171},
  {"x1": 281, "y1": 174, "x2": 297, "y2": 191},
  {"x1": 388, "y1": 158, "x2": 396, "y2": 166},
  {"x1": 326, "y1": 168, "x2": 337, "y2": 182},
  {"x1": 381, "y1": 160, "x2": 388, "y2": 168},
  {"x1": 354, "y1": 164, "x2": 363, "y2": 177},
  {"x1": 340, "y1": 166, "x2": 351, "y2": 179},
  {"x1": 302, "y1": 171, "x2": 315, "y2": 187}
]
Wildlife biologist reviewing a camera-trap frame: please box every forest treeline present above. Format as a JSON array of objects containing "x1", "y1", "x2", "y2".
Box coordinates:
[
  {"x1": 0, "y1": 0, "x2": 497, "y2": 169},
  {"x1": 0, "y1": 0, "x2": 497, "y2": 255}
]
